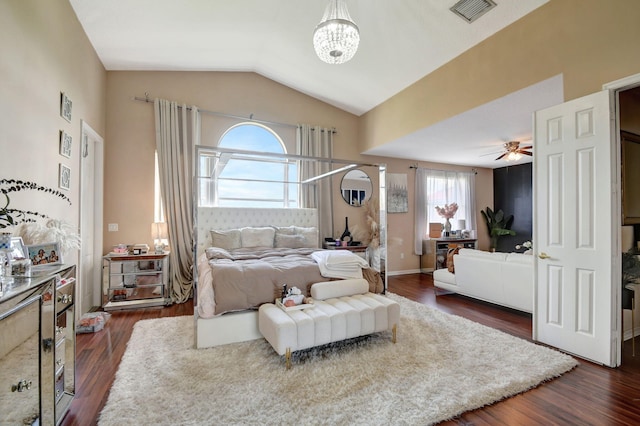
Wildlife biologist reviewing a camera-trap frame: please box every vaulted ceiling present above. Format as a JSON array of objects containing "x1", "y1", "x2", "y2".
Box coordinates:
[{"x1": 70, "y1": 0, "x2": 556, "y2": 168}]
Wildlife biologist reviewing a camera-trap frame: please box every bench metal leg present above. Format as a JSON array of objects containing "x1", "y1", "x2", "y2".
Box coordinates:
[{"x1": 285, "y1": 347, "x2": 292, "y2": 369}]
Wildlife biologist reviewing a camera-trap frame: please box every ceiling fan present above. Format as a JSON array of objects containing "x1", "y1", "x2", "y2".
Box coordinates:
[{"x1": 495, "y1": 141, "x2": 532, "y2": 161}]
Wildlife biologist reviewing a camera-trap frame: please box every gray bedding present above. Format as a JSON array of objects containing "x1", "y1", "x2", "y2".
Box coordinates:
[
  {"x1": 203, "y1": 247, "x2": 327, "y2": 316},
  {"x1": 197, "y1": 247, "x2": 384, "y2": 318}
]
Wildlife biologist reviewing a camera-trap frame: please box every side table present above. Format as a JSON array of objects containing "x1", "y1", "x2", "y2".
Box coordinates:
[{"x1": 102, "y1": 252, "x2": 170, "y2": 310}]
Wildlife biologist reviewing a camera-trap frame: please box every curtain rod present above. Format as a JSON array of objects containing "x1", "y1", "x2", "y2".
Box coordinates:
[{"x1": 133, "y1": 95, "x2": 336, "y2": 133}]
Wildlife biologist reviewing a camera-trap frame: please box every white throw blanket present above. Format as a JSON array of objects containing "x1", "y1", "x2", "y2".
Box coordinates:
[{"x1": 311, "y1": 250, "x2": 370, "y2": 279}]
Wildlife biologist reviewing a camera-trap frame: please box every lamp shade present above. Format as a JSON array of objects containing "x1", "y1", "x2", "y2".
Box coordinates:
[
  {"x1": 456, "y1": 219, "x2": 466, "y2": 231},
  {"x1": 151, "y1": 222, "x2": 168, "y2": 241},
  {"x1": 313, "y1": 0, "x2": 360, "y2": 64}
]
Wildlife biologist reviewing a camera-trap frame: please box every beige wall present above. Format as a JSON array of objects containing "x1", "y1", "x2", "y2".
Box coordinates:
[
  {"x1": 104, "y1": 71, "x2": 364, "y2": 252},
  {"x1": 360, "y1": 0, "x2": 640, "y2": 151},
  {"x1": 0, "y1": 0, "x2": 106, "y2": 266},
  {"x1": 11, "y1": 0, "x2": 638, "y2": 275},
  {"x1": 104, "y1": 71, "x2": 493, "y2": 272},
  {"x1": 360, "y1": 156, "x2": 493, "y2": 273}
]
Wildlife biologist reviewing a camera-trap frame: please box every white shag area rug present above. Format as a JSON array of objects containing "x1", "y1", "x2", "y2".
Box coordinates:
[{"x1": 98, "y1": 294, "x2": 578, "y2": 425}]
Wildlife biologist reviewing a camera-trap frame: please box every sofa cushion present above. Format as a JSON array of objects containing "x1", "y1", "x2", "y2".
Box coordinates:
[
  {"x1": 433, "y1": 268, "x2": 456, "y2": 285},
  {"x1": 506, "y1": 253, "x2": 534, "y2": 264},
  {"x1": 458, "y1": 248, "x2": 507, "y2": 261}
]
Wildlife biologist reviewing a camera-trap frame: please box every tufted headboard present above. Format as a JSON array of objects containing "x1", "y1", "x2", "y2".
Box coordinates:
[{"x1": 195, "y1": 207, "x2": 318, "y2": 255}]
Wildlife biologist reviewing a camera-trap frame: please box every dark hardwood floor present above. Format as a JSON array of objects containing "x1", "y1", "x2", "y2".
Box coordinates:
[{"x1": 63, "y1": 273, "x2": 640, "y2": 425}]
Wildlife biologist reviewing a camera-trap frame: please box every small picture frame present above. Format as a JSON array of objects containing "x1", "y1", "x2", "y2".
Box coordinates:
[
  {"x1": 59, "y1": 130, "x2": 72, "y2": 158},
  {"x1": 27, "y1": 242, "x2": 62, "y2": 267},
  {"x1": 60, "y1": 92, "x2": 72, "y2": 122},
  {"x1": 10, "y1": 237, "x2": 27, "y2": 259},
  {"x1": 59, "y1": 163, "x2": 71, "y2": 190}
]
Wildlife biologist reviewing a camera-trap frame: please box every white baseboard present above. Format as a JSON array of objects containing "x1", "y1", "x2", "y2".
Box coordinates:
[
  {"x1": 623, "y1": 328, "x2": 639, "y2": 342},
  {"x1": 386, "y1": 269, "x2": 421, "y2": 276}
]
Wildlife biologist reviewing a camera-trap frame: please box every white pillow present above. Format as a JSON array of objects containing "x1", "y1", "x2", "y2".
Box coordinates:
[
  {"x1": 205, "y1": 247, "x2": 234, "y2": 260},
  {"x1": 273, "y1": 225, "x2": 318, "y2": 248},
  {"x1": 273, "y1": 225, "x2": 296, "y2": 235},
  {"x1": 274, "y1": 234, "x2": 306, "y2": 249},
  {"x1": 294, "y1": 226, "x2": 318, "y2": 247},
  {"x1": 240, "y1": 227, "x2": 275, "y2": 248},
  {"x1": 311, "y1": 279, "x2": 369, "y2": 300},
  {"x1": 210, "y1": 229, "x2": 241, "y2": 251}
]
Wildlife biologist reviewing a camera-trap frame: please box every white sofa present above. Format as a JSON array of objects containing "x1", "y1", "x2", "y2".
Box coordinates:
[{"x1": 432, "y1": 248, "x2": 533, "y2": 313}]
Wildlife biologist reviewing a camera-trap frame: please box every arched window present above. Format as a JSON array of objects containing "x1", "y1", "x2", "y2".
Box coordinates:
[{"x1": 199, "y1": 123, "x2": 298, "y2": 207}]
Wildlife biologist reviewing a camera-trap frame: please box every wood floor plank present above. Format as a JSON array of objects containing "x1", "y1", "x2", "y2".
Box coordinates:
[{"x1": 61, "y1": 273, "x2": 640, "y2": 425}]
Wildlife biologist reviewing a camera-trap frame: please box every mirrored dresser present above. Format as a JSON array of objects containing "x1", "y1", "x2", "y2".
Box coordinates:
[{"x1": 0, "y1": 264, "x2": 76, "y2": 425}]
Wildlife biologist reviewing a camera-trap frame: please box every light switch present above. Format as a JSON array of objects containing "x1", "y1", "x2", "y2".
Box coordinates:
[{"x1": 108, "y1": 223, "x2": 118, "y2": 232}]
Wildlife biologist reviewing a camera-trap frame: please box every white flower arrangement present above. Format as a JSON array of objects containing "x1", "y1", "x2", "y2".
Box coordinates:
[
  {"x1": 515, "y1": 241, "x2": 532, "y2": 250},
  {"x1": 515, "y1": 240, "x2": 533, "y2": 254}
]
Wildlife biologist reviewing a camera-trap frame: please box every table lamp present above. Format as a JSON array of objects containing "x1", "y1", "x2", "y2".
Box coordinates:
[{"x1": 151, "y1": 222, "x2": 168, "y2": 253}]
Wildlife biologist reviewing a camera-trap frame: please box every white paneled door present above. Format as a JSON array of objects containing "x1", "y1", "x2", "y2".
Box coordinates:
[
  {"x1": 79, "y1": 121, "x2": 104, "y2": 315},
  {"x1": 533, "y1": 90, "x2": 618, "y2": 367}
]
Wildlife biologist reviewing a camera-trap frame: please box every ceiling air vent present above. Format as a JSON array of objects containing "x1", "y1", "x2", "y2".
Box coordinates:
[{"x1": 450, "y1": 0, "x2": 497, "y2": 23}]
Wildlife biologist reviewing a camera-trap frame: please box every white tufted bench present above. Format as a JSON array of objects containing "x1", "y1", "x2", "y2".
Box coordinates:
[{"x1": 258, "y1": 279, "x2": 400, "y2": 368}]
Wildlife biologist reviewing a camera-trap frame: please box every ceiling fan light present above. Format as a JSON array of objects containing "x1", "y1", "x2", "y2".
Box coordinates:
[
  {"x1": 505, "y1": 151, "x2": 522, "y2": 162},
  {"x1": 313, "y1": 0, "x2": 360, "y2": 64}
]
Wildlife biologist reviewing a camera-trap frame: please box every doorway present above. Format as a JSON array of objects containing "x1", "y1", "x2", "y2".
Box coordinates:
[
  {"x1": 79, "y1": 121, "x2": 104, "y2": 315},
  {"x1": 617, "y1": 85, "x2": 640, "y2": 363}
]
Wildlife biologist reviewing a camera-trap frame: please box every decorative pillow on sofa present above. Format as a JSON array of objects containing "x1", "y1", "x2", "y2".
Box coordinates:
[
  {"x1": 210, "y1": 229, "x2": 241, "y2": 251},
  {"x1": 240, "y1": 226, "x2": 276, "y2": 248},
  {"x1": 447, "y1": 247, "x2": 460, "y2": 273}
]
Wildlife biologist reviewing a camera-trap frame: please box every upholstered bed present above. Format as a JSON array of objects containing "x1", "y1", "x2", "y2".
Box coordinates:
[{"x1": 194, "y1": 207, "x2": 381, "y2": 348}]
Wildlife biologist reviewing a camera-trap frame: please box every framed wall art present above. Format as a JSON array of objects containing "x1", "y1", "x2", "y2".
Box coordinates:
[
  {"x1": 387, "y1": 173, "x2": 409, "y2": 213},
  {"x1": 59, "y1": 163, "x2": 71, "y2": 190},
  {"x1": 27, "y1": 242, "x2": 62, "y2": 267},
  {"x1": 60, "y1": 92, "x2": 72, "y2": 122},
  {"x1": 59, "y1": 130, "x2": 72, "y2": 158}
]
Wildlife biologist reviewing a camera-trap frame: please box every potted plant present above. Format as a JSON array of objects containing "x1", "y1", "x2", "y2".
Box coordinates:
[{"x1": 480, "y1": 207, "x2": 516, "y2": 251}]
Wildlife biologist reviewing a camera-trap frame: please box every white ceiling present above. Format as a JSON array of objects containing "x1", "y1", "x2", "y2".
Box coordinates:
[
  {"x1": 69, "y1": 0, "x2": 556, "y2": 169},
  {"x1": 365, "y1": 74, "x2": 565, "y2": 169}
]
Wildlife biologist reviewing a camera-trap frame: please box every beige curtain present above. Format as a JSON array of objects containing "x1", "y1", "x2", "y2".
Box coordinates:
[
  {"x1": 297, "y1": 124, "x2": 333, "y2": 240},
  {"x1": 154, "y1": 99, "x2": 200, "y2": 303}
]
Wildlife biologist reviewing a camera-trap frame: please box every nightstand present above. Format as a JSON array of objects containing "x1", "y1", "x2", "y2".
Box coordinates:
[
  {"x1": 322, "y1": 242, "x2": 368, "y2": 259},
  {"x1": 102, "y1": 252, "x2": 170, "y2": 310}
]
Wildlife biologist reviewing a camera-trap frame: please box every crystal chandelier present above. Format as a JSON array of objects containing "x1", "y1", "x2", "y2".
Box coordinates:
[{"x1": 313, "y1": 0, "x2": 360, "y2": 64}]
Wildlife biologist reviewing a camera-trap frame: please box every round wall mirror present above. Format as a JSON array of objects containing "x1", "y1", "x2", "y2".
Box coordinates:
[{"x1": 340, "y1": 169, "x2": 372, "y2": 206}]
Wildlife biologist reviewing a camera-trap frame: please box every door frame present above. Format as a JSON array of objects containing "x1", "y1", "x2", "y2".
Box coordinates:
[
  {"x1": 79, "y1": 120, "x2": 104, "y2": 310},
  {"x1": 603, "y1": 72, "x2": 640, "y2": 364}
]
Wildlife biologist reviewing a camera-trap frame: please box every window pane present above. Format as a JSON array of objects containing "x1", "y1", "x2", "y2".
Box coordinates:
[{"x1": 202, "y1": 122, "x2": 298, "y2": 208}]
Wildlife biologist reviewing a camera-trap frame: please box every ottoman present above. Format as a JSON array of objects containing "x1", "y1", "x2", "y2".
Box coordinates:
[{"x1": 259, "y1": 279, "x2": 400, "y2": 368}]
